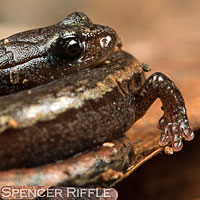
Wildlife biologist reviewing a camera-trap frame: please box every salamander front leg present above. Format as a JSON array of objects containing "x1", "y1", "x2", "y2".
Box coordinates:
[{"x1": 135, "y1": 72, "x2": 194, "y2": 152}]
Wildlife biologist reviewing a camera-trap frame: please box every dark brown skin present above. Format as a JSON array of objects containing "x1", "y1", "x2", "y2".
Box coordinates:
[
  {"x1": 0, "y1": 12, "x2": 194, "y2": 170},
  {"x1": 0, "y1": 12, "x2": 117, "y2": 95},
  {"x1": 0, "y1": 136, "x2": 133, "y2": 186}
]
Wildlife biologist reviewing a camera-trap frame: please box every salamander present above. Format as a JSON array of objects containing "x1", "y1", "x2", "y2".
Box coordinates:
[{"x1": 0, "y1": 12, "x2": 194, "y2": 170}]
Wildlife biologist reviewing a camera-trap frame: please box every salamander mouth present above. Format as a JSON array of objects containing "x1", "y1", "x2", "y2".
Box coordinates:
[
  {"x1": 111, "y1": 37, "x2": 122, "y2": 54},
  {"x1": 106, "y1": 37, "x2": 122, "y2": 60},
  {"x1": 91, "y1": 37, "x2": 122, "y2": 69}
]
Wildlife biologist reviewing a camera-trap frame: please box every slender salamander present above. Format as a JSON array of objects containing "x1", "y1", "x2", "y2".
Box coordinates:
[{"x1": 0, "y1": 12, "x2": 194, "y2": 170}]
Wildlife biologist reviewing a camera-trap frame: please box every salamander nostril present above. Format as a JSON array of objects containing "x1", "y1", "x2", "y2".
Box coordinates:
[{"x1": 100, "y1": 35, "x2": 112, "y2": 48}]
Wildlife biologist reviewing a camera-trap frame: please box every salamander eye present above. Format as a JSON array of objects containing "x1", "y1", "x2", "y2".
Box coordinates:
[{"x1": 48, "y1": 36, "x2": 84, "y2": 64}]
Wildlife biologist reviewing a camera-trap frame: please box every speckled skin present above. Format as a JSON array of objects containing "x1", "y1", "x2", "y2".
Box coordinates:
[
  {"x1": 135, "y1": 72, "x2": 194, "y2": 150},
  {"x1": 0, "y1": 12, "x2": 117, "y2": 95},
  {"x1": 0, "y1": 13, "x2": 194, "y2": 170}
]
